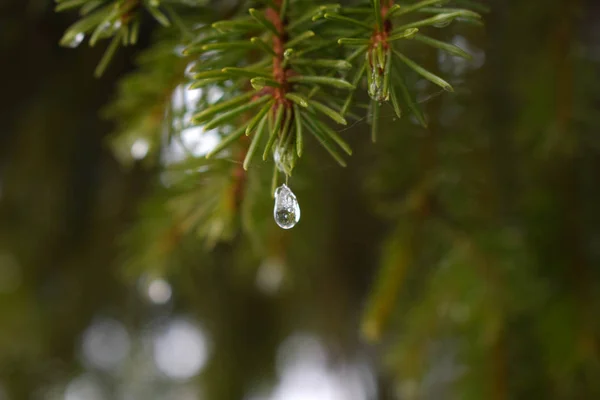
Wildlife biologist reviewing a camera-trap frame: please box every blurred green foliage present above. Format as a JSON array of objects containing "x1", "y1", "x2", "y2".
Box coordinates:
[{"x1": 1, "y1": 0, "x2": 600, "y2": 400}]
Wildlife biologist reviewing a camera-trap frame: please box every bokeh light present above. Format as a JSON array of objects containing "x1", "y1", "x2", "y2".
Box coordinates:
[
  {"x1": 268, "y1": 334, "x2": 375, "y2": 400},
  {"x1": 130, "y1": 139, "x2": 150, "y2": 160},
  {"x1": 152, "y1": 319, "x2": 209, "y2": 380},
  {"x1": 64, "y1": 374, "x2": 104, "y2": 400},
  {"x1": 81, "y1": 318, "x2": 130, "y2": 372},
  {"x1": 256, "y1": 258, "x2": 285, "y2": 295},
  {"x1": 147, "y1": 278, "x2": 172, "y2": 305}
]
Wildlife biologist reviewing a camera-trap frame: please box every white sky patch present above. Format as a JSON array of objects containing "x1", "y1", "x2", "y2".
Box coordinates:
[
  {"x1": 164, "y1": 126, "x2": 220, "y2": 164},
  {"x1": 183, "y1": 87, "x2": 203, "y2": 125},
  {"x1": 171, "y1": 85, "x2": 186, "y2": 112},
  {"x1": 162, "y1": 83, "x2": 224, "y2": 165},
  {"x1": 186, "y1": 86, "x2": 203, "y2": 105},
  {"x1": 185, "y1": 62, "x2": 198, "y2": 80},
  {"x1": 181, "y1": 126, "x2": 220, "y2": 156},
  {"x1": 205, "y1": 86, "x2": 225, "y2": 104}
]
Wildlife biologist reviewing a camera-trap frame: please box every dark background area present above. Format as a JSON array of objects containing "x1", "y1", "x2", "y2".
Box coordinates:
[{"x1": 1, "y1": 1, "x2": 600, "y2": 399}]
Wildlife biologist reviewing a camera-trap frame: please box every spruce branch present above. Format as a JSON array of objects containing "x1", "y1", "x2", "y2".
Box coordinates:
[
  {"x1": 57, "y1": 0, "x2": 485, "y2": 173},
  {"x1": 54, "y1": 0, "x2": 486, "y2": 243},
  {"x1": 329, "y1": 0, "x2": 483, "y2": 139},
  {"x1": 55, "y1": 0, "x2": 205, "y2": 76},
  {"x1": 185, "y1": 0, "x2": 354, "y2": 178}
]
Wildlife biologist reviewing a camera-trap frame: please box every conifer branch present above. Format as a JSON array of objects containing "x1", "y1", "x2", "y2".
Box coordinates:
[{"x1": 55, "y1": 0, "x2": 485, "y2": 243}]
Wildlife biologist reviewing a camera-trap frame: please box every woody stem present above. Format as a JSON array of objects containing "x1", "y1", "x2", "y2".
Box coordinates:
[{"x1": 265, "y1": 2, "x2": 290, "y2": 109}]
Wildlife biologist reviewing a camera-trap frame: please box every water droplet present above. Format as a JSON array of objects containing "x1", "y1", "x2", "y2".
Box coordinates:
[
  {"x1": 368, "y1": 68, "x2": 388, "y2": 102},
  {"x1": 274, "y1": 184, "x2": 300, "y2": 229},
  {"x1": 67, "y1": 33, "x2": 85, "y2": 48},
  {"x1": 273, "y1": 145, "x2": 294, "y2": 174},
  {"x1": 98, "y1": 21, "x2": 111, "y2": 33},
  {"x1": 367, "y1": 53, "x2": 389, "y2": 102}
]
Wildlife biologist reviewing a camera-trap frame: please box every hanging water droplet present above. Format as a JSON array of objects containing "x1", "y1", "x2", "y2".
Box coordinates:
[
  {"x1": 67, "y1": 33, "x2": 85, "y2": 48},
  {"x1": 273, "y1": 184, "x2": 300, "y2": 229}
]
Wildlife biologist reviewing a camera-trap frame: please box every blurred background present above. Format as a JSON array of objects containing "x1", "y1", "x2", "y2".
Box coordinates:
[{"x1": 1, "y1": 0, "x2": 600, "y2": 399}]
